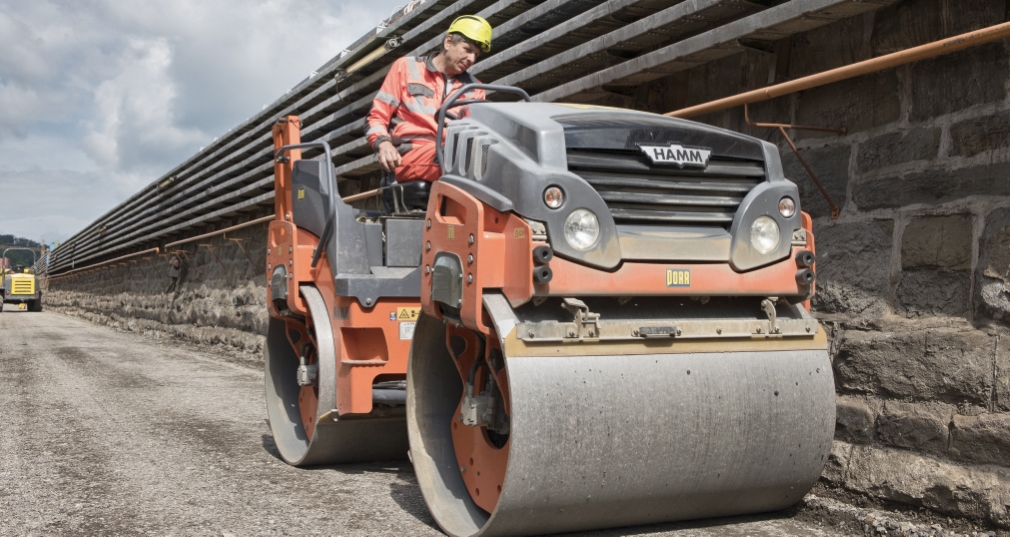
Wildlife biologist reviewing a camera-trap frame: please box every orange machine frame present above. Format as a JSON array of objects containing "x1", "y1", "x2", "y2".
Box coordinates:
[
  {"x1": 268, "y1": 116, "x2": 416, "y2": 417},
  {"x1": 419, "y1": 180, "x2": 817, "y2": 338}
]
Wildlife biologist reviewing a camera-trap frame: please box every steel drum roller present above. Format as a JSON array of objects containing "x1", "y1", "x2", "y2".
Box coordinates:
[{"x1": 408, "y1": 313, "x2": 835, "y2": 537}]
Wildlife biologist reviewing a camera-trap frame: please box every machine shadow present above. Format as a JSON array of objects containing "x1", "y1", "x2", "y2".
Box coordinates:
[
  {"x1": 261, "y1": 429, "x2": 808, "y2": 535},
  {"x1": 389, "y1": 480, "x2": 440, "y2": 529},
  {"x1": 562, "y1": 503, "x2": 807, "y2": 536},
  {"x1": 260, "y1": 432, "x2": 436, "y2": 527},
  {"x1": 261, "y1": 432, "x2": 282, "y2": 460}
]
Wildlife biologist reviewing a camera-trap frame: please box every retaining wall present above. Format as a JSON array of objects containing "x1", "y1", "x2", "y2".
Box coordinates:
[
  {"x1": 606, "y1": 0, "x2": 1010, "y2": 527},
  {"x1": 46, "y1": 223, "x2": 270, "y2": 357},
  {"x1": 46, "y1": 0, "x2": 1010, "y2": 528}
]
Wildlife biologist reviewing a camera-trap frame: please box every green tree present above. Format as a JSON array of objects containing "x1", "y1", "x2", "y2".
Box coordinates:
[{"x1": 0, "y1": 235, "x2": 42, "y2": 269}]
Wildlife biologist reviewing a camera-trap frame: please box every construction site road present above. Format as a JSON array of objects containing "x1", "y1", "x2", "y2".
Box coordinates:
[{"x1": 0, "y1": 309, "x2": 860, "y2": 536}]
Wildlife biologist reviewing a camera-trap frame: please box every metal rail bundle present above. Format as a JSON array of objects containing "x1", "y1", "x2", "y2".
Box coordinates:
[{"x1": 48, "y1": 0, "x2": 899, "y2": 275}]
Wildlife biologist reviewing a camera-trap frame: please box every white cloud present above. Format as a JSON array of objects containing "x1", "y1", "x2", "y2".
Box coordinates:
[
  {"x1": 80, "y1": 37, "x2": 205, "y2": 174},
  {"x1": 0, "y1": 168, "x2": 115, "y2": 243},
  {"x1": 0, "y1": 0, "x2": 412, "y2": 239}
]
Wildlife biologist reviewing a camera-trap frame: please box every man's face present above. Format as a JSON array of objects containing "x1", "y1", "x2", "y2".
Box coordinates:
[{"x1": 442, "y1": 35, "x2": 481, "y2": 75}]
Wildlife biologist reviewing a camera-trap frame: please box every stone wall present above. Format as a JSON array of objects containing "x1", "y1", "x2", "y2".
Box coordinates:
[
  {"x1": 45, "y1": 223, "x2": 269, "y2": 358},
  {"x1": 607, "y1": 0, "x2": 1010, "y2": 528}
]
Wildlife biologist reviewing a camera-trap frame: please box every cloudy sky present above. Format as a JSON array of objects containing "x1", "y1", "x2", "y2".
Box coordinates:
[{"x1": 0, "y1": 0, "x2": 408, "y2": 244}]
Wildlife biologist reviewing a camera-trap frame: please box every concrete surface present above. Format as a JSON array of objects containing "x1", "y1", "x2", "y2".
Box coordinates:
[{"x1": 0, "y1": 309, "x2": 934, "y2": 537}]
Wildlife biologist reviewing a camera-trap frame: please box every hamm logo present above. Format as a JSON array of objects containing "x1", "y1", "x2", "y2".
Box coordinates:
[{"x1": 639, "y1": 143, "x2": 712, "y2": 168}]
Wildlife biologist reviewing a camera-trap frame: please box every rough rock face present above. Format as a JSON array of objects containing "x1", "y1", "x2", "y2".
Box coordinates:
[
  {"x1": 976, "y1": 208, "x2": 1010, "y2": 322},
  {"x1": 46, "y1": 224, "x2": 268, "y2": 358},
  {"x1": 813, "y1": 221, "x2": 893, "y2": 319},
  {"x1": 833, "y1": 319, "x2": 995, "y2": 407},
  {"x1": 826, "y1": 441, "x2": 1010, "y2": 528}
]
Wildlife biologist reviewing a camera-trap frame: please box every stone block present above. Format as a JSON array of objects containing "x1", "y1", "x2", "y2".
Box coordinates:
[
  {"x1": 854, "y1": 161, "x2": 1010, "y2": 211},
  {"x1": 951, "y1": 111, "x2": 1010, "y2": 158},
  {"x1": 950, "y1": 412, "x2": 1010, "y2": 467},
  {"x1": 870, "y1": 0, "x2": 944, "y2": 55},
  {"x1": 834, "y1": 395, "x2": 875, "y2": 444},
  {"x1": 871, "y1": 0, "x2": 1004, "y2": 54},
  {"x1": 910, "y1": 42, "x2": 1008, "y2": 122},
  {"x1": 780, "y1": 143, "x2": 850, "y2": 219},
  {"x1": 857, "y1": 128, "x2": 941, "y2": 172},
  {"x1": 820, "y1": 440, "x2": 852, "y2": 484},
  {"x1": 875, "y1": 401, "x2": 949, "y2": 456},
  {"x1": 944, "y1": 0, "x2": 1007, "y2": 35},
  {"x1": 895, "y1": 270, "x2": 971, "y2": 318},
  {"x1": 998, "y1": 335, "x2": 1010, "y2": 412},
  {"x1": 901, "y1": 215, "x2": 974, "y2": 270},
  {"x1": 834, "y1": 321, "x2": 995, "y2": 407},
  {"x1": 796, "y1": 70, "x2": 900, "y2": 140},
  {"x1": 811, "y1": 221, "x2": 892, "y2": 318},
  {"x1": 828, "y1": 440, "x2": 1010, "y2": 528},
  {"x1": 974, "y1": 208, "x2": 1010, "y2": 322},
  {"x1": 787, "y1": 10, "x2": 872, "y2": 77}
]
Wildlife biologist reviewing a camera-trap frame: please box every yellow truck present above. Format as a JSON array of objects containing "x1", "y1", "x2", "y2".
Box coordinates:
[{"x1": 2, "y1": 248, "x2": 42, "y2": 312}]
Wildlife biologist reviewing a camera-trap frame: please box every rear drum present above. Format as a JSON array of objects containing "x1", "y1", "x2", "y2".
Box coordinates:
[{"x1": 264, "y1": 285, "x2": 408, "y2": 466}]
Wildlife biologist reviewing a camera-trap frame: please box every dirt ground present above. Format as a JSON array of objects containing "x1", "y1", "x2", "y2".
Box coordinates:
[{"x1": 0, "y1": 309, "x2": 1001, "y2": 537}]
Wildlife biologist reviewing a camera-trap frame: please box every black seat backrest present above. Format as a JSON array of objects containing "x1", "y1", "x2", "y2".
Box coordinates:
[
  {"x1": 291, "y1": 160, "x2": 328, "y2": 238},
  {"x1": 291, "y1": 159, "x2": 369, "y2": 275},
  {"x1": 380, "y1": 172, "x2": 432, "y2": 213}
]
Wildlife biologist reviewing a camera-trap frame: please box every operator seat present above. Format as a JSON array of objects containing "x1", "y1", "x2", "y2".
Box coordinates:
[{"x1": 380, "y1": 172, "x2": 430, "y2": 213}]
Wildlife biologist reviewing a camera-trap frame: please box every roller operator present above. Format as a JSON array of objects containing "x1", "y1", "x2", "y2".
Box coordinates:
[{"x1": 365, "y1": 15, "x2": 492, "y2": 184}]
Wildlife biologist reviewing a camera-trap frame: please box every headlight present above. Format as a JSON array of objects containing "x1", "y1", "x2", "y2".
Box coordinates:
[
  {"x1": 750, "y1": 216, "x2": 780, "y2": 254},
  {"x1": 778, "y1": 196, "x2": 796, "y2": 218},
  {"x1": 564, "y1": 209, "x2": 600, "y2": 250}
]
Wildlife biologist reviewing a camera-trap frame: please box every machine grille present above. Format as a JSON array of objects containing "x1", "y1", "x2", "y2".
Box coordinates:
[
  {"x1": 566, "y1": 149, "x2": 765, "y2": 227},
  {"x1": 12, "y1": 279, "x2": 34, "y2": 295}
]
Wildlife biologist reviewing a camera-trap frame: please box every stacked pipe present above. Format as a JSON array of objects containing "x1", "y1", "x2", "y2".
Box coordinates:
[{"x1": 48, "y1": 0, "x2": 900, "y2": 275}]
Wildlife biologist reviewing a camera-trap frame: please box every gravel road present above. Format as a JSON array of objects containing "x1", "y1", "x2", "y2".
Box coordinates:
[{"x1": 0, "y1": 310, "x2": 857, "y2": 536}]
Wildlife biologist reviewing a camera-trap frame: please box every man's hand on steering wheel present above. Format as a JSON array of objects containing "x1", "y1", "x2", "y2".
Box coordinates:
[{"x1": 377, "y1": 140, "x2": 402, "y2": 172}]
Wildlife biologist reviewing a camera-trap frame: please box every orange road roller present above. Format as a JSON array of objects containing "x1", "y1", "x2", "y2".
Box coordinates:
[{"x1": 264, "y1": 85, "x2": 834, "y2": 536}]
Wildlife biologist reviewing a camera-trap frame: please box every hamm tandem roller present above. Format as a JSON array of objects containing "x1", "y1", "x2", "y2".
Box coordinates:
[{"x1": 264, "y1": 84, "x2": 835, "y2": 536}]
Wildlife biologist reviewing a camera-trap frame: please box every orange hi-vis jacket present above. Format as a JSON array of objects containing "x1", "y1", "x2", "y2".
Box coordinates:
[{"x1": 365, "y1": 52, "x2": 485, "y2": 183}]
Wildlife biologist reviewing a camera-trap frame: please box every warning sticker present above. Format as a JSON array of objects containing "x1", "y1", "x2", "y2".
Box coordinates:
[
  {"x1": 397, "y1": 307, "x2": 420, "y2": 320},
  {"x1": 399, "y1": 322, "x2": 416, "y2": 340}
]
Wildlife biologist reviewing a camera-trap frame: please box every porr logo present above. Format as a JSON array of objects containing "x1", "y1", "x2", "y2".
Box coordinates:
[
  {"x1": 638, "y1": 143, "x2": 712, "y2": 168},
  {"x1": 666, "y1": 269, "x2": 691, "y2": 288}
]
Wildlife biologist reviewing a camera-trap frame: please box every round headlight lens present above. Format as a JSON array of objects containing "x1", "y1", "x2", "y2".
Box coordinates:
[
  {"x1": 778, "y1": 196, "x2": 796, "y2": 218},
  {"x1": 750, "y1": 216, "x2": 780, "y2": 254},
  {"x1": 544, "y1": 186, "x2": 564, "y2": 209},
  {"x1": 564, "y1": 209, "x2": 600, "y2": 250}
]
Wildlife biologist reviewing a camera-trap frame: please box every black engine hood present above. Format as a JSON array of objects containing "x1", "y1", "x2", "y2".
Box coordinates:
[{"x1": 554, "y1": 111, "x2": 765, "y2": 161}]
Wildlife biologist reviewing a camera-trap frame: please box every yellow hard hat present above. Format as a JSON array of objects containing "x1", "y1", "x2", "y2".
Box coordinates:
[{"x1": 447, "y1": 15, "x2": 492, "y2": 52}]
